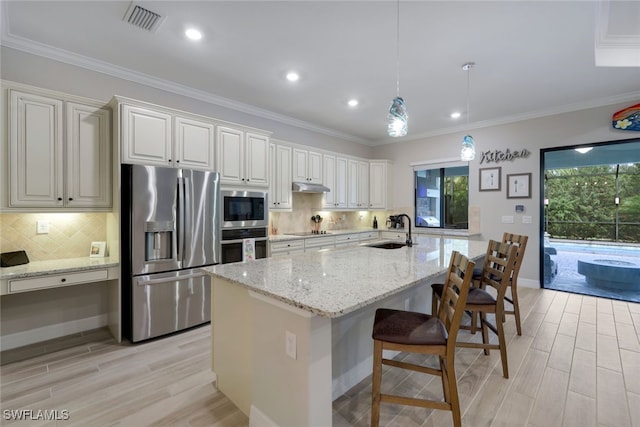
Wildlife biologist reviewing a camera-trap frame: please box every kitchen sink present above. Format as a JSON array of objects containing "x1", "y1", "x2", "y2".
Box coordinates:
[{"x1": 366, "y1": 242, "x2": 406, "y2": 249}]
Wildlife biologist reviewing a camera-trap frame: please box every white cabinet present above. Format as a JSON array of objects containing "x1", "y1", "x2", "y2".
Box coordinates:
[
  {"x1": 347, "y1": 159, "x2": 369, "y2": 209},
  {"x1": 269, "y1": 143, "x2": 292, "y2": 210},
  {"x1": 217, "y1": 126, "x2": 269, "y2": 187},
  {"x1": 174, "y1": 116, "x2": 215, "y2": 170},
  {"x1": 304, "y1": 235, "x2": 336, "y2": 252},
  {"x1": 369, "y1": 160, "x2": 393, "y2": 209},
  {"x1": 292, "y1": 148, "x2": 322, "y2": 184},
  {"x1": 334, "y1": 233, "x2": 361, "y2": 247},
  {"x1": 8, "y1": 89, "x2": 111, "y2": 209},
  {"x1": 66, "y1": 102, "x2": 112, "y2": 208},
  {"x1": 120, "y1": 104, "x2": 172, "y2": 166},
  {"x1": 269, "y1": 239, "x2": 305, "y2": 257},
  {"x1": 118, "y1": 100, "x2": 215, "y2": 171},
  {"x1": 322, "y1": 154, "x2": 348, "y2": 209}
]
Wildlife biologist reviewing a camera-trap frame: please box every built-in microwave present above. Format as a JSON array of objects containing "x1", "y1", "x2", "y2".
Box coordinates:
[{"x1": 221, "y1": 190, "x2": 268, "y2": 229}]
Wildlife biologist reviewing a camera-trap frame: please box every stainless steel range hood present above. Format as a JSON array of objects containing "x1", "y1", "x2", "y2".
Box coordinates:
[{"x1": 292, "y1": 182, "x2": 330, "y2": 193}]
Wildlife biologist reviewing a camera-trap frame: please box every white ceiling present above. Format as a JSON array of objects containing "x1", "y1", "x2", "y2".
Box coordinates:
[{"x1": 2, "y1": 1, "x2": 640, "y2": 146}]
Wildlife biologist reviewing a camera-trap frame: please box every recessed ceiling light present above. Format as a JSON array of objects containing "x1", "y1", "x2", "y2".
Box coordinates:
[
  {"x1": 348, "y1": 99, "x2": 359, "y2": 107},
  {"x1": 185, "y1": 28, "x2": 202, "y2": 41},
  {"x1": 450, "y1": 112, "x2": 461, "y2": 119},
  {"x1": 286, "y1": 71, "x2": 300, "y2": 82}
]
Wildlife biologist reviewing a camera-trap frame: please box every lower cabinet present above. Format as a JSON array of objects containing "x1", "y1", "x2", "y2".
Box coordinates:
[{"x1": 269, "y1": 239, "x2": 305, "y2": 257}]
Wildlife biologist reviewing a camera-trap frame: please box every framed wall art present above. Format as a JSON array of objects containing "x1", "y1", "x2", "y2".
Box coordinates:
[
  {"x1": 506, "y1": 173, "x2": 531, "y2": 199},
  {"x1": 479, "y1": 167, "x2": 501, "y2": 191},
  {"x1": 89, "y1": 241, "x2": 106, "y2": 258}
]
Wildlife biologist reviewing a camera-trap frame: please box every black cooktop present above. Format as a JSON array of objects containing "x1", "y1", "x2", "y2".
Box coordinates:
[{"x1": 289, "y1": 231, "x2": 332, "y2": 236}]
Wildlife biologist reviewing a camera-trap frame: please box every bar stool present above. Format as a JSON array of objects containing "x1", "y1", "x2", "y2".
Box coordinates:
[
  {"x1": 469, "y1": 233, "x2": 528, "y2": 336},
  {"x1": 370, "y1": 251, "x2": 476, "y2": 427},
  {"x1": 431, "y1": 240, "x2": 518, "y2": 378}
]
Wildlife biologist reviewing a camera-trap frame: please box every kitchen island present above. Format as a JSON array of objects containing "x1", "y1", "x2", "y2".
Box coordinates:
[{"x1": 202, "y1": 235, "x2": 487, "y2": 427}]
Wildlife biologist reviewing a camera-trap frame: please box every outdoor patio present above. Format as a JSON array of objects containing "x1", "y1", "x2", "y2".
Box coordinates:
[{"x1": 544, "y1": 240, "x2": 640, "y2": 303}]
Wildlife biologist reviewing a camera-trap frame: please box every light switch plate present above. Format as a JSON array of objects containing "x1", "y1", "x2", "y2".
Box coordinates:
[
  {"x1": 522, "y1": 215, "x2": 532, "y2": 224},
  {"x1": 36, "y1": 220, "x2": 50, "y2": 234},
  {"x1": 501, "y1": 216, "x2": 514, "y2": 224}
]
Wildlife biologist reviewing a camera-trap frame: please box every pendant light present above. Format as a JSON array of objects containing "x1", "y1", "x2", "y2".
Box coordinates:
[
  {"x1": 460, "y1": 62, "x2": 476, "y2": 161},
  {"x1": 387, "y1": 0, "x2": 407, "y2": 137}
]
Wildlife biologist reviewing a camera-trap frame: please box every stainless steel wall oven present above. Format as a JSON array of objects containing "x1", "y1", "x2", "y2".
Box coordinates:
[{"x1": 220, "y1": 190, "x2": 268, "y2": 264}]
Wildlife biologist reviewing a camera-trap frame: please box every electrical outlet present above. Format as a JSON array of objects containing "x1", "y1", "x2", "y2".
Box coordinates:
[
  {"x1": 36, "y1": 220, "x2": 50, "y2": 234},
  {"x1": 501, "y1": 216, "x2": 514, "y2": 224},
  {"x1": 285, "y1": 330, "x2": 297, "y2": 360}
]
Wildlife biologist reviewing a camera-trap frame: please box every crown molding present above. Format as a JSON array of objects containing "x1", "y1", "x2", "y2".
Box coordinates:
[{"x1": 0, "y1": 31, "x2": 369, "y2": 146}]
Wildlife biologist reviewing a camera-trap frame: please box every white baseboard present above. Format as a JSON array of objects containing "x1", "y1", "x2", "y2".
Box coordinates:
[
  {"x1": 519, "y1": 278, "x2": 540, "y2": 289},
  {"x1": 0, "y1": 314, "x2": 108, "y2": 351},
  {"x1": 249, "y1": 405, "x2": 280, "y2": 427}
]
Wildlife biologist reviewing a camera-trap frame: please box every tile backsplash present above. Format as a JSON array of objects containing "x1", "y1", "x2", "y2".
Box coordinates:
[
  {"x1": 0, "y1": 213, "x2": 108, "y2": 261},
  {"x1": 269, "y1": 193, "x2": 390, "y2": 235}
]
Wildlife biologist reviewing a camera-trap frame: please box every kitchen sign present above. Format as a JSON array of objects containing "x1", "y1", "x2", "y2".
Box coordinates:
[{"x1": 480, "y1": 148, "x2": 531, "y2": 164}]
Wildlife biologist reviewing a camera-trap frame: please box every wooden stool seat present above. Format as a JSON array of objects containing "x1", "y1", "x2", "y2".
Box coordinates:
[{"x1": 372, "y1": 309, "x2": 447, "y2": 346}]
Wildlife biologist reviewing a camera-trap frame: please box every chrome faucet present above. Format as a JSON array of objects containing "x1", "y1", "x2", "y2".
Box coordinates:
[{"x1": 396, "y1": 214, "x2": 413, "y2": 247}]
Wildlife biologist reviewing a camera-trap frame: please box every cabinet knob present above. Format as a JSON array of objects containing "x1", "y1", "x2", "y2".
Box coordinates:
[
  {"x1": 168, "y1": 159, "x2": 172, "y2": 163},
  {"x1": 68, "y1": 198, "x2": 73, "y2": 201},
  {"x1": 176, "y1": 160, "x2": 180, "y2": 164},
  {"x1": 58, "y1": 197, "x2": 63, "y2": 201},
  {"x1": 61, "y1": 278, "x2": 66, "y2": 283}
]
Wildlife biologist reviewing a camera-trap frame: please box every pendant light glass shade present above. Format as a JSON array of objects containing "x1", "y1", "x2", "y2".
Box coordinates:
[
  {"x1": 460, "y1": 62, "x2": 476, "y2": 161},
  {"x1": 460, "y1": 134, "x2": 476, "y2": 161},
  {"x1": 388, "y1": 96, "x2": 408, "y2": 137}
]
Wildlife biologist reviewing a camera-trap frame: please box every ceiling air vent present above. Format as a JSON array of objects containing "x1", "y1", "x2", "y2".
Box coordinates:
[{"x1": 123, "y1": 2, "x2": 165, "y2": 32}]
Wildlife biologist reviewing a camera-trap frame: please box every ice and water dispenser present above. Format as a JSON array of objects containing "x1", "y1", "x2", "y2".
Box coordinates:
[{"x1": 144, "y1": 221, "x2": 174, "y2": 262}]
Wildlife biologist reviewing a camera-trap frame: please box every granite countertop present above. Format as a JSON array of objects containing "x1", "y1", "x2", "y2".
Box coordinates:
[
  {"x1": 0, "y1": 257, "x2": 120, "y2": 280},
  {"x1": 269, "y1": 228, "x2": 478, "y2": 242},
  {"x1": 203, "y1": 235, "x2": 487, "y2": 318},
  {"x1": 269, "y1": 228, "x2": 377, "y2": 242}
]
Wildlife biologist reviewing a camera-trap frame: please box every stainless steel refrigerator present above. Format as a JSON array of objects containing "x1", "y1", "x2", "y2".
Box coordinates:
[{"x1": 122, "y1": 165, "x2": 221, "y2": 342}]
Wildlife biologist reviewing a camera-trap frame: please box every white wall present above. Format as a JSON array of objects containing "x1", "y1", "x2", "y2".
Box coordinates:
[{"x1": 372, "y1": 103, "x2": 639, "y2": 284}]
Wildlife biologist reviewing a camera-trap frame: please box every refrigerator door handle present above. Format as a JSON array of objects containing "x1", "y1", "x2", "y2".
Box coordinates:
[
  {"x1": 177, "y1": 177, "x2": 186, "y2": 262},
  {"x1": 136, "y1": 272, "x2": 208, "y2": 286},
  {"x1": 183, "y1": 176, "x2": 193, "y2": 262}
]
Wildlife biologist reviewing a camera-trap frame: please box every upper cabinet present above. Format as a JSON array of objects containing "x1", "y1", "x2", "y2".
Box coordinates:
[
  {"x1": 322, "y1": 154, "x2": 348, "y2": 209},
  {"x1": 117, "y1": 100, "x2": 215, "y2": 171},
  {"x1": 8, "y1": 88, "x2": 111, "y2": 210},
  {"x1": 269, "y1": 142, "x2": 292, "y2": 210},
  {"x1": 217, "y1": 127, "x2": 269, "y2": 188},
  {"x1": 292, "y1": 148, "x2": 322, "y2": 184},
  {"x1": 347, "y1": 159, "x2": 369, "y2": 209},
  {"x1": 369, "y1": 160, "x2": 393, "y2": 210}
]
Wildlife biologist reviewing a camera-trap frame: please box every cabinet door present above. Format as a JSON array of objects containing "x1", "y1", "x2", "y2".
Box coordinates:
[
  {"x1": 292, "y1": 148, "x2": 309, "y2": 182},
  {"x1": 369, "y1": 161, "x2": 387, "y2": 209},
  {"x1": 357, "y1": 161, "x2": 370, "y2": 208},
  {"x1": 347, "y1": 159, "x2": 359, "y2": 208},
  {"x1": 9, "y1": 90, "x2": 64, "y2": 207},
  {"x1": 273, "y1": 144, "x2": 292, "y2": 209},
  {"x1": 121, "y1": 105, "x2": 172, "y2": 166},
  {"x1": 335, "y1": 157, "x2": 349, "y2": 209},
  {"x1": 307, "y1": 150, "x2": 323, "y2": 184},
  {"x1": 216, "y1": 126, "x2": 244, "y2": 184},
  {"x1": 322, "y1": 154, "x2": 336, "y2": 208},
  {"x1": 66, "y1": 102, "x2": 112, "y2": 208},
  {"x1": 245, "y1": 132, "x2": 269, "y2": 187},
  {"x1": 174, "y1": 116, "x2": 215, "y2": 171}
]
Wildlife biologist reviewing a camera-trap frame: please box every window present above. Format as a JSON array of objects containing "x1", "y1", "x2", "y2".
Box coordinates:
[{"x1": 415, "y1": 166, "x2": 469, "y2": 229}]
